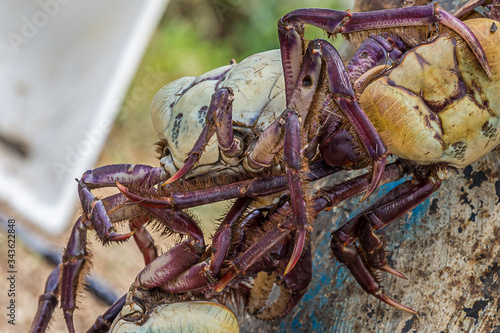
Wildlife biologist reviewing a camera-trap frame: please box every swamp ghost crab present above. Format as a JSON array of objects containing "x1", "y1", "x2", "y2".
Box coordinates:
[{"x1": 31, "y1": 0, "x2": 500, "y2": 332}]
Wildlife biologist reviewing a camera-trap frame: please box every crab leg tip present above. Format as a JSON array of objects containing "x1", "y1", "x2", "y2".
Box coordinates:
[
  {"x1": 284, "y1": 228, "x2": 306, "y2": 275},
  {"x1": 115, "y1": 181, "x2": 128, "y2": 193},
  {"x1": 108, "y1": 231, "x2": 134, "y2": 242},
  {"x1": 163, "y1": 168, "x2": 185, "y2": 184},
  {"x1": 360, "y1": 157, "x2": 386, "y2": 202},
  {"x1": 376, "y1": 292, "x2": 418, "y2": 315},
  {"x1": 380, "y1": 265, "x2": 407, "y2": 280},
  {"x1": 164, "y1": 156, "x2": 199, "y2": 184},
  {"x1": 63, "y1": 311, "x2": 76, "y2": 333}
]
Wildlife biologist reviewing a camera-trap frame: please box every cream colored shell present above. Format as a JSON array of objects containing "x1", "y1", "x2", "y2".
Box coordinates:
[
  {"x1": 110, "y1": 301, "x2": 239, "y2": 333},
  {"x1": 360, "y1": 19, "x2": 500, "y2": 167},
  {"x1": 150, "y1": 50, "x2": 285, "y2": 171}
]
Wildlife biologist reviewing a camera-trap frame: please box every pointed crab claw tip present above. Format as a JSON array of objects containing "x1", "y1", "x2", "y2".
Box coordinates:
[
  {"x1": 115, "y1": 181, "x2": 129, "y2": 193},
  {"x1": 164, "y1": 156, "x2": 198, "y2": 185},
  {"x1": 115, "y1": 181, "x2": 146, "y2": 204},
  {"x1": 284, "y1": 228, "x2": 306, "y2": 275},
  {"x1": 360, "y1": 157, "x2": 386, "y2": 202},
  {"x1": 484, "y1": 63, "x2": 492, "y2": 79},
  {"x1": 163, "y1": 174, "x2": 180, "y2": 185},
  {"x1": 108, "y1": 231, "x2": 134, "y2": 242},
  {"x1": 376, "y1": 292, "x2": 418, "y2": 315},
  {"x1": 381, "y1": 265, "x2": 407, "y2": 280}
]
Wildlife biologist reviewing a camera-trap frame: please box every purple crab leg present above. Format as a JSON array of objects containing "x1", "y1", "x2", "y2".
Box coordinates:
[
  {"x1": 227, "y1": 209, "x2": 265, "y2": 261},
  {"x1": 140, "y1": 201, "x2": 265, "y2": 295},
  {"x1": 313, "y1": 162, "x2": 404, "y2": 213},
  {"x1": 282, "y1": 110, "x2": 309, "y2": 275},
  {"x1": 279, "y1": 16, "x2": 388, "y2": 198},
  {"x1": 331, "y1": 176, "x2": 441, "y2": 313},
  {"x1": 209, "y1": 197, "x2": 253, "y2": 274},
  {"x1": 215, "y1": 218, "x2": 293, "y2": 292},
  {"x1": 87, "y1": 294, "x2": 126, "y2": 333},
  {"x1": 60, "y1": 217, "x2": 89, "y2": 333},
  {"x1": 116, "y1": 160, "x2": 341, "y2": 210},
  {"x1": 129, "y1": 215, "x2": 158, "y2": 265},
  {"x1": 280, "y1": 4, "x2": 491, "y2": 77},
  {"x1": 166, "y1": 87, "x2": 241, "y2": 184},
  {"x1": 29, "y1": 265, "x2": 60, "y2": 333},
  {"x1": 139, "y1": 207, "x2": 205, "y2": 246},
  {"x1": 316, "y1": 39, "x2": 388, "y2": 199},
  {"x1": 217, "y1": 163, "x2": 405, "y2": 292}
]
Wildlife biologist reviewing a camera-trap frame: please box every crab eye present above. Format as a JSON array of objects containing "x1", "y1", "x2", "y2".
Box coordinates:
[
  {"x1": 387, "y1": 38, "x2": 395, "y2": 46},
  {"x1": 360, "y1": 51, "x2": 369, "y2": 59},
  {"x1": 302, "y1": 75, "x2": 312, "y2": 87},
  {"x1": 162, "y1": 146, "x2": 171, "y2": 158}
]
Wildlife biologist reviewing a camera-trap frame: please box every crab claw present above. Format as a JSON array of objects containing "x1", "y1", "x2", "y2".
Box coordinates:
[
  {"x1": 360, "y1": 156, "x2": 386, "y2": 202},
  {"x1": 284, "y1": 227, "x2": 307, "y2": 275}
]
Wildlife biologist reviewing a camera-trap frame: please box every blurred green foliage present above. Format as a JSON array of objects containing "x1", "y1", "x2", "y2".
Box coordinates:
[{"x1": 100, "y1": 0, "x2": 352, "y2": 165}]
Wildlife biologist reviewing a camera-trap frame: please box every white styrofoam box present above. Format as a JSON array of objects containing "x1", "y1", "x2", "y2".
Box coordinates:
[{"x1": 0, "y1": 0, "x2": 169, "y2": 233}]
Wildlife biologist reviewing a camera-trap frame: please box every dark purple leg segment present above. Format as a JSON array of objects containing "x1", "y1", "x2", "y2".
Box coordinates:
[
  {"x1": 116, "y1": 160, "x2": 341, "y2": 210},
  {"x1": 330, "y1": 177, "x2": 441, "y2": 313},
  {"x1": 215, "y1": 219, "x2": 292, "y2": 292},
  {"x1": 210, "y1": 197, "x2": 252, "y2": 275},
  {"x1": 129, "y1": 216, "x2": 158, "y2": 265},
  {"x1": 278, "y1": 13, "x2": 389, "y2": 196},
  {"x1": 60, "y1": 217, "x2": 89, "y2": 333},
  {"x1": 29, "y1": 266, "x2": 60, "y2": 333},
  {"x1": 87, "y1": 294, "x2": 126, "y2": 333},
  {"x1": 283, "y1": 110, "x2": 309, "y2": 274},
  {"x1": 247, "y1": 41, "x2": 322, "y2": 169},
  {"x1": 317, "y1": 39, "x2": 387, "y2": 161},
  {"x1": 312, "y1": 162, "x2": 404, "y2": 213}
]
